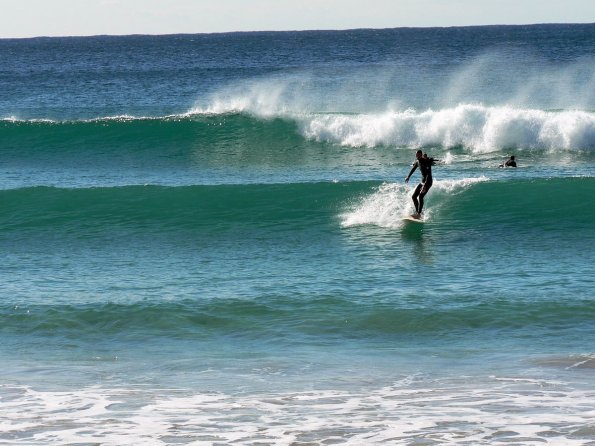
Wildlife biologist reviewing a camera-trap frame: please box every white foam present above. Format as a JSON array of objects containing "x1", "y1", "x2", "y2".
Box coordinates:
[
  {"x1": 301, "y1": 105, "x2": 595, "y2": 152},
  {"x1": 341, "y1": 177, "x2": 488, "y2": 228},
  {"x1": 341, "y1": 183, "x2": 413, "y2": 229},
  {"x1": 442, "y1": 151, "x2": 455, "y2": 165},
  {"x1": 0, "y1": 114, "x2": 183, "y2": 124},
  {"x1": 432, "y1": 176, "x2": 489, "y2": 194},
  {"x1": 2, "y1": 376, "x2": 594, "y2": 445},
  {"x1": 1, "y1": 116, "x2": 56, "y2": 123}
]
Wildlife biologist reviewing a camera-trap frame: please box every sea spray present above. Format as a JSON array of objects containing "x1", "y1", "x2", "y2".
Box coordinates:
[
  {"x1": 341, "y1": 183, "x2": 414, "y2": 228},
  {"x1": 341, "y1": 177, "x2": 489, "y2": 228}
]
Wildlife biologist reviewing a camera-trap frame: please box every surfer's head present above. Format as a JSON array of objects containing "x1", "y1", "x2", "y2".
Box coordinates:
[{"x1": 415, "y1": 150, "x2": 423, "y2": 160}]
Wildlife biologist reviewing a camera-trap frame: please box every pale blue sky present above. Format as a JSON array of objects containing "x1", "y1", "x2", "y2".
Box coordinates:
[{"x1": 1, "y1": 0, "x2": 594, "y2": 38}]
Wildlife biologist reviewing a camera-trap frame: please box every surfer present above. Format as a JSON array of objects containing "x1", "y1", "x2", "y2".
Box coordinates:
[
  {"x1": 405, "y1": 149, "x2": 435, "y2": 218},
  {"x1": 500, "y1": 155, "x2": 517, "y2": 167}
]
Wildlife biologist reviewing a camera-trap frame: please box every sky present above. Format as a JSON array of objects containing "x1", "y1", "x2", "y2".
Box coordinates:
[{"x1": 1, "y1": 0, "x2": 594, "y2": 38}]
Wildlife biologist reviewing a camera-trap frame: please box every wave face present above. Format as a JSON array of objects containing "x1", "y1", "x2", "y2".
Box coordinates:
[
  {"x1": 0, "y1": 183, "x2": 349, "y2": 236},
  {"x1": 1, "y1": 177, "x2": 592, "y2": 236},
  {"x1": 1, "y1": 108, "x2": 594, "y2": 188}
]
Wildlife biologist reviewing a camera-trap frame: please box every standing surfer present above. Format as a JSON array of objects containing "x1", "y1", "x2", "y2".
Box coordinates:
[{"x1": 405, "y1": 150, "x2": 435, "y2": 218}]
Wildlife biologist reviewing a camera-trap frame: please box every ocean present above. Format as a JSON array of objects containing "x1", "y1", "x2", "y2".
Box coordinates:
[{"x1": 1, "y1": 24, "x2": 594, "y2": 445}]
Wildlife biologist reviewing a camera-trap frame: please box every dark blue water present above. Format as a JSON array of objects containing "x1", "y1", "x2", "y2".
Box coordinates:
[{"x1": 2, "y1": 24, "x2": 594, "y2": 120}]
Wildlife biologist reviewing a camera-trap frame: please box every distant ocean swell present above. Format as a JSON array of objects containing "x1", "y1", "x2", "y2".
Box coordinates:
[
  {"x1": 3, "y1": 104, "x2": 595, "y2": 154},
  {"x1": 3, "y1": 296, "x2": 594, "y2": 341},
  {"x1": 1, "y1": 178, "x2": 593, "y2": 235}
]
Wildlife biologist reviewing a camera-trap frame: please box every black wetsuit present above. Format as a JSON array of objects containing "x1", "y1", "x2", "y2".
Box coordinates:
[
  {"x1": 412, "y1": 158, "x2": 433, "y2": 190},
  {"x1": 410, "y1": 157, "x2": 434, "y2": 214}
]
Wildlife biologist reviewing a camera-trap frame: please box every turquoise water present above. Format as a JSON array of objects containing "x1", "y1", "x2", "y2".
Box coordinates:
[{"x1": 1, "y1": 25, "x2": 595, "y2": 445}]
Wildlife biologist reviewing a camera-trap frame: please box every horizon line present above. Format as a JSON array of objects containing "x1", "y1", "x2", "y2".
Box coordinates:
[{"x1": 2, "y1": 21, "x2": 593, "y2": 41}]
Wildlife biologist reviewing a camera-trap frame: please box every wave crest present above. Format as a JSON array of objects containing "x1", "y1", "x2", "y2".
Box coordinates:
[
  {"x1": 302, "y1": 104, "x2": 595, "y2": 152},
  {"x1": 6, "y1": 102, "x2": 595, "y2": 153},
  {"x1": 188, "y1": 82, "x2": 595, "y2": 152}
]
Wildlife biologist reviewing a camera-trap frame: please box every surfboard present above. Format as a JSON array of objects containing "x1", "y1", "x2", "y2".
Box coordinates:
[{"x1": 402, "y1": 215, "x2": 425, "y2": 223}]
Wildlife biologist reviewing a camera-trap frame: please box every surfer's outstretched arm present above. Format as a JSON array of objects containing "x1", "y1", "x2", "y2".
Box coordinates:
[{"x1": 405, "y1": 164, "x2": 417, "y2": 182}]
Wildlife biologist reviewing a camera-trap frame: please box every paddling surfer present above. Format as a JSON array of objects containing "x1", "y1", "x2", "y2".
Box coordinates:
[
  {"x1": 499, "y1": 155, "x2": 517, "y2": 167},
  {"x1": 405, "y1": 150, "x2": 435, "y2": 218}
]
